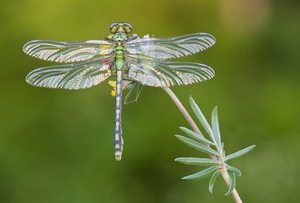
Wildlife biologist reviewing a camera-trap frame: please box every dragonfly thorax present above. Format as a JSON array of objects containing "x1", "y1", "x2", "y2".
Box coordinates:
[
  {"x1": 114, "y1": 42, "x2": 125, "y2": 60},
  {"x1": 112, "y1": 32, "x2": 129, "y2": 42}
]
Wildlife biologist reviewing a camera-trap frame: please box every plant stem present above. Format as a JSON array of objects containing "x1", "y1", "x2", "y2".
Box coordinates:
[
  {"x1": 163, "y1": 87, "x2": 243, "y2": 203},
  {"x1": 163, "y1": 88, "x2": 201, "y2": 136}
]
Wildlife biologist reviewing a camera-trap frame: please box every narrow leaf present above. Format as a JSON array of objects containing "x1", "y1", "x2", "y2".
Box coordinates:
[
  {"x1": 189, "y1": 96, "x2": 216, "y2": 143},
  {"x1": 225, "y1": 145, "x2": 256, "y2": 161},
  {"x1": 175, "y1": 135, "x2": 219, "y2": 156},
  {"x1": 175, "y1": 157, "x2": 220, "y2": 166},
  {"x1": 179, "y1": 127, "x2": 215, "y2": 145},
  {"x1": 226, "y1": 165, "x2": 242, "y2": 177},
  {"x1": 225, "y1": 172, "x2": 236, "y2": 195},
  {"x1": 182, "y1": 166, "x2": 218, "y2": 180},
  {"x1": 211, "y1": 107, "x2": 222, "y2": 149},
  {"x1": 209, "y1": 170, "x2": 220, "y2": 194}
]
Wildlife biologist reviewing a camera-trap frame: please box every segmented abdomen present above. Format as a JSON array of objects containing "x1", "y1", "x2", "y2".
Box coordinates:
[{"x1": 114, "y1": 69, "x2": 123, "y2": 161}]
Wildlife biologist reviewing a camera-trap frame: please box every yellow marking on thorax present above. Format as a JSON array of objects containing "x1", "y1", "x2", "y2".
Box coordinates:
[
  {"x1": 99, "y1": 45, "x2": 112, "y2": 56},
  {"x1": 100, "y1": 45, "x2": 111, "y2": 49},
  {"x1": 106, "y1": 34, "x2": 114, "y2": 40}
]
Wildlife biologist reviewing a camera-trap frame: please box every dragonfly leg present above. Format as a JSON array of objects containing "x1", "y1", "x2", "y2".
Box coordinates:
[{"x1": 114, "y1": 70, "x2": 124, "y2": 161}]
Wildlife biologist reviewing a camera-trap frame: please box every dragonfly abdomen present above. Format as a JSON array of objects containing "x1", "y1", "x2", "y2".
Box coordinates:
[{"x1": 114, "y1": 59, "x2": 124, "y2": 161}]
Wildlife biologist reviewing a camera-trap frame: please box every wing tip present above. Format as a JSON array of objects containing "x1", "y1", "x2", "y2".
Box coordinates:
[
  {"x1": 195, "y1": 32, "x2": 216, "y2": 46},
  {"x1": 23, "y1": 40, "x2": 41, "y2": 53},
  {"x1": 23, "y1": 41, "x2": 31, "y2": 53}
]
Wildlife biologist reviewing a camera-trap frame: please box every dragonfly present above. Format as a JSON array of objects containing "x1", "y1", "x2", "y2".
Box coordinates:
[{"x1": 23, "y1": 22, "x2": 216, "y2": 161}]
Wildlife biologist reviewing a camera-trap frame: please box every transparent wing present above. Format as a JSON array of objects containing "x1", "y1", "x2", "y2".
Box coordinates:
[
  {"x1": 123, "y1": 81, "x2": 143, "y2": 104},
  {"x1": 26, "y1": 57, "x2": 113, "y2": 89},
  {"x1": 126, "y1": 33, "x2": 215, "y2": 59},
  {"x1": 126, "y1": 56, "x2": 214, "y2": 87},
  {"x1": 23, "y1": 40, "x2": 114, "y2": 63}
]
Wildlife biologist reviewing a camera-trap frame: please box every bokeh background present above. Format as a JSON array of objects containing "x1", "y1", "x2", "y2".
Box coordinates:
[{"x1": 1, "y1": 0, "x2": 299, "y2": 202}]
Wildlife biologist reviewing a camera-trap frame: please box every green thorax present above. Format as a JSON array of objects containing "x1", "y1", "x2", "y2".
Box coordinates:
[{"x1": 112, "y1": 32, "x2": 128, "y2": 70}]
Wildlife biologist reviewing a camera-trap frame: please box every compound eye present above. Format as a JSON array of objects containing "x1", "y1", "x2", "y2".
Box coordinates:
[
  {"x1": 110, "y1": 23, "x2": 118, "y2": 33},
  {"x1": 124, "y1": 23, "x2": 132, "y2": 33}
]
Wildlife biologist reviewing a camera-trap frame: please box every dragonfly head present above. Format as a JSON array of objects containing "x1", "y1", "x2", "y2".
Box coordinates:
[{"x1": 110, "y1": 22, "x2": 132, "y2": 34}]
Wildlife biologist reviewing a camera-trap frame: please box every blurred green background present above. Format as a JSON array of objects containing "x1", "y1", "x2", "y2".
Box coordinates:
[{"x1": 1, "y1": 0, "x2": 299, "y2": 202}]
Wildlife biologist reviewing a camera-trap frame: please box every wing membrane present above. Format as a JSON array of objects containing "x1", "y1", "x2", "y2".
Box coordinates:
[
  {"x1": 123, "y1": 81, "x2": 143, "y2": 104},
  {"x1": 126, "y1": 33, "x2": 215, "y2": 59},
  {"x1": 23, "y1": 40, "x2": 114, "y2": 63},
  {"x1": 126, "y1": 56, "x2": 214, "y2": 87},
  {"x1": 26, "y1": 58, "x2": 113, "y2": 89}
]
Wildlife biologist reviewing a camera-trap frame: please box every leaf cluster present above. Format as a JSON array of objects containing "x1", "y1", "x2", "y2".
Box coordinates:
[{"x1": 175, "y1": 97, "x2": 255, "y2": 194}]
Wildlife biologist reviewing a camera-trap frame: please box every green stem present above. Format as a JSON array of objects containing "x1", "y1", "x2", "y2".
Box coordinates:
[
  {"x1": 163, "y1": 88, "x2": 201, "y2": 136},
  {"x1": 163, "y1": 87, "x2": 243, "y2": 203}
]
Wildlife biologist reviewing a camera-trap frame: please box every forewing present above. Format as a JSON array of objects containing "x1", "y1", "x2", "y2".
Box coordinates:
[
  {"x1": 23, "y1": 40, "x2": 114, "y2": 63},
  {"x1": 126, "y1": 33, "x2": 215, "y2": 59},
  {"x1": 126, "y1": 57, "x2": 214, "y2": 87},
  {"x1": 26, "y1": 58, "x2": 113, "y2": 89}
]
